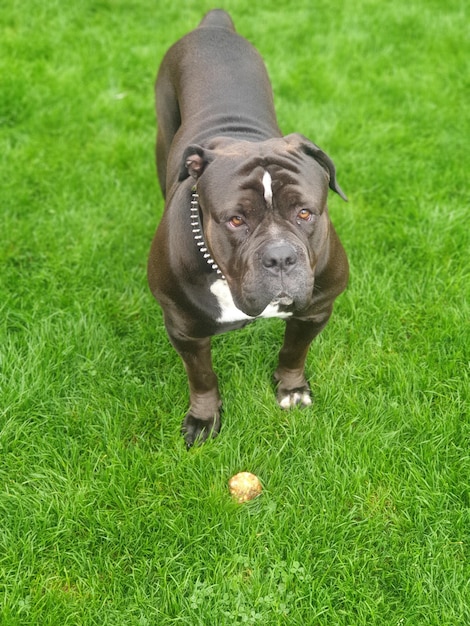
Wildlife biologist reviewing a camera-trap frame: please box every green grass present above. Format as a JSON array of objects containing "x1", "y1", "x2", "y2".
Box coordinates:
[{"x1": 1, "y1": 0, "x2": 469, "y2": 623}]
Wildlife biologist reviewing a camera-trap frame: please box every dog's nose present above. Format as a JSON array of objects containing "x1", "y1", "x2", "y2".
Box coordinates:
[{"x1": 261, "y1": 242, "x2": 298, "y2": 274}]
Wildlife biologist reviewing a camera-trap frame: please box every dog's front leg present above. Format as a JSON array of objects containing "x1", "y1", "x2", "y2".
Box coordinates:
[
  {"x1": 274, "y1": 316, "x2": 330, "y2": 409},
  {"x1": 168, "y1": 333, "x2": 222, "y2": 447}
]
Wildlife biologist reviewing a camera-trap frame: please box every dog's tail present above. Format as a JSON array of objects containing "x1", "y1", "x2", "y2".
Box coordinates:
[{"x1": 198, "y1": 9, "x2": 235, "y2": 31}]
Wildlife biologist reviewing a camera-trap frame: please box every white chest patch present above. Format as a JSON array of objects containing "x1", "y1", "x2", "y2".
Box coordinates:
[{"x1": 210, "y1": 279, "x2": 293, "y2": 324}]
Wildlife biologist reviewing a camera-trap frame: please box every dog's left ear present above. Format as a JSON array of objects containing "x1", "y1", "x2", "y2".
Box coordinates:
[
  {"x1": 180, "y1": 145, "x2": 214, "y2": 181},
  {"x1": 284, "y1": 133, "x2": 348, "y2": 201}
]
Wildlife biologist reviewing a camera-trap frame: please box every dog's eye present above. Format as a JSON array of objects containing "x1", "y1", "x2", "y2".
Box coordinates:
[
  {"x1": 297, "y1": 209, "x2": 312, "y2": 221},
  {"x1": 229, "y1": 216, "x2": 244, "y2": 228}
]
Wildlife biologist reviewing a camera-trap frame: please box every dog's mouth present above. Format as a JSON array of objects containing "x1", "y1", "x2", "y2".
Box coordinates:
[
  {"x1": 234, "y1": 291, "x2": 296, "y2": 318},
  {"x1": 270, "y1": 293, "x2": 294, "y2": 308},
  {"x1": 228, "y1": 274, "x2": 313, "y2": 317}
]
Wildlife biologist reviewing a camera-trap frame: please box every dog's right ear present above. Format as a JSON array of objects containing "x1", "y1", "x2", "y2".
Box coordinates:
[{"x1": 180, "y1": 145, "x2": 212, "y2": 181}]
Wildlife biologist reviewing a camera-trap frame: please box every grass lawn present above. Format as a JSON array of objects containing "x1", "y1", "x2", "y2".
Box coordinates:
[{"x1": 1, "y1": 0, "x2": 469, "y2": 623}]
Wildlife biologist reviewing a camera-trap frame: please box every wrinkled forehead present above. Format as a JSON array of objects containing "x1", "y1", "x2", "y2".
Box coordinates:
[{"x1": 201, "y1": 139, "x2": 329, "y2": 199}]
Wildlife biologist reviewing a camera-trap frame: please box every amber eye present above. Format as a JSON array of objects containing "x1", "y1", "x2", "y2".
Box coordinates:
[
  {"x1": 297, "y1": 209, "x2": 312, "y2": 221},
  {"x1": 229, "y1": 216, "x2": 244, "y2": 228}
]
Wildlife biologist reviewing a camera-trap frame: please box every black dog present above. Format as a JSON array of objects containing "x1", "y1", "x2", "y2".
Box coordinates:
[{"x1": 148, "y1": 10, "x2": 348, "y2": 447}]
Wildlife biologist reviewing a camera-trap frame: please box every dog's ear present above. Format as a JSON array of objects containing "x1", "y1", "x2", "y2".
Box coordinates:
[
  {"x1": 284, "y1": 133, "x2": 348, "y2": 201},
  {"x1": 180, "y1": 145, "x2": 213, "y2": 181}
]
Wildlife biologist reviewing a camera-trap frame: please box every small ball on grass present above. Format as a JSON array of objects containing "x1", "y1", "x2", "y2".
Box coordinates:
[{"x1": 228, "y1": 472, "x2": 262, "y2": 503}]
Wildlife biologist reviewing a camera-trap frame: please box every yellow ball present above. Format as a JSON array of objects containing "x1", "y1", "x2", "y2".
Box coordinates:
[{"x1": 228, "y1": 472, "x2": 262, "y2": 502}]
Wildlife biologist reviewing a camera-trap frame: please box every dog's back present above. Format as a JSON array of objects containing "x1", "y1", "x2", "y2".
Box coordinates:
[
  {"x1": 197, "y1": 8, "x2": 235, "y2": 30},
  {"x1": 155, "y1": 10, "x2": 279, "y2": 196}
]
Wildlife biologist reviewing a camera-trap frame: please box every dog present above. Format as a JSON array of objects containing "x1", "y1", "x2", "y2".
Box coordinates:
[{"x1": 148, "y1": 9, "x2": 349, "y2": 447}]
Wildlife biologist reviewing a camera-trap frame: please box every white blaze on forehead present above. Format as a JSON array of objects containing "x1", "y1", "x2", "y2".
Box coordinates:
[{"x1": 262, "y1": 170, "x2": 273, "y2": 208}]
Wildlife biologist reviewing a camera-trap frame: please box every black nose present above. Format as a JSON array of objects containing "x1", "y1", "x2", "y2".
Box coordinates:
[{"x1": 261, "y1": 242, "x2": 298, "y2": 275}]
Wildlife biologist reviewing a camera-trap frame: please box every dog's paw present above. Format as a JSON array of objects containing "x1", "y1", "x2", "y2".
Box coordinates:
[
  {"x1": 181, "y1": 412, "x2": 221, "y2": 448},
  {"x1": 276, "y1": 386, "x2": 312, "y2": 410}
]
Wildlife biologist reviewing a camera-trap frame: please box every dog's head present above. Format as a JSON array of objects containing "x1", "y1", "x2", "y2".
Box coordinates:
[{"x1": 181, "y1": 134, "x2": 347, "y2": 317}]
